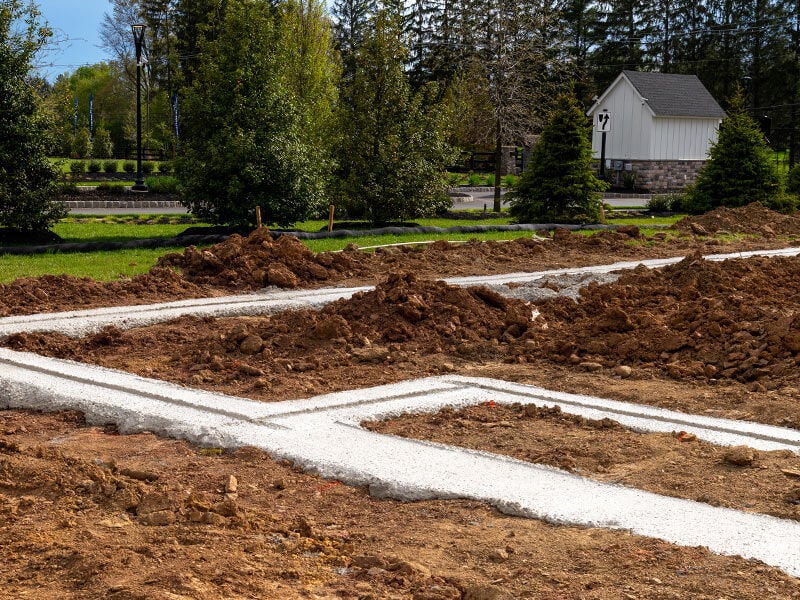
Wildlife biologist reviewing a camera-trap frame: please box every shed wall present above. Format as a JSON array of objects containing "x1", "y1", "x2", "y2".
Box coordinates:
[
  {"x1": 591, "y1": 80, "x2": 653, "y2": 160},
  {"x1": 649, "y1": 118, "x2": 720, "y2": 160}
]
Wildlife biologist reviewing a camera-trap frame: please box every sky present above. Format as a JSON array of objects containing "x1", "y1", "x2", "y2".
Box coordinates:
[{"x1": 35, "y1": 0, "x2": 113, "y2": 81}]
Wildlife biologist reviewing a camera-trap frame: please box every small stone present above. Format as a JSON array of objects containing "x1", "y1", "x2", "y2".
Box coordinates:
[
  {"x1": 690, "y1": 223, "x2": 709, "y2": 236},
  {"x1": 579, "y1": 361, "x2": 603, "y2": 372},
  {"x1": 225, "y1": 475, "x2": 238, "y2": 494},
  {"x1": 351, "y1": 346, "x2": 390, "y2": 363},
  {"x1": 614, "y1": 365, "x2": 632, "y2": 378},
  {"x1": 388, "y1": 559, "x2": 431, "y2": 578},
  {"x1": 138, "y1": 509, "x2": 176, "y2": 526},
  {"x1": 463, "y1": 584, "x2": 510, "y2": 600},
  {"x1": 239, "y1": 335, "x2": 264, "y2": 355},
  {"x1": 488, "y1": 548, "x2": 509, "y2": 562},
  {"x1": 723, "y1": 446, "x2": 756, "y2": 467}
]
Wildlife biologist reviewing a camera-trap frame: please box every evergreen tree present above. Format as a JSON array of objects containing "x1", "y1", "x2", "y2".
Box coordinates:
[
  {"x1": 508, "y1": 91, "x2": 608, "y2": 223},
  {"x1": 92, "y1": 127, "x2": 114, "y2": 159},
  {"x1": 331, "y1": 0, "x2": 376, "y2": 81},
  {"x1": 336, "y1": 10, "x2": 456, "y2": 223},
  {"x1": 176, "y1": 0, "x2": 329, "y2": 227},
  {"x1": 0, "y1": 0, "x2": 66, "y2": 233},
  {"x1": 686, "y1": 89, "x2": 788, "y2": 213}
]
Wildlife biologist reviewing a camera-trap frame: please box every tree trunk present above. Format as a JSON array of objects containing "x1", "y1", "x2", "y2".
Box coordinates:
[{"x1": 493, "y1": 126, "x2": 502, "y2": 212}]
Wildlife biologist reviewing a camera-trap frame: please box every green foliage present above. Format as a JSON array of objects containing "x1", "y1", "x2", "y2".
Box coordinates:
[
  {"x1": 467, "y1": 172, "x2": 482, "y2": 186},
  {"x1": 142, "y1": 161, "x2": 155, "y2": 175},
  {"x1": 686, "y1": 90, "x2": 784, "y2": 214},
  {"x1": 508, "y1": 92, "x2": 608, "y2": 223},
  {"x1": 176, "y1": 0, "x2": 333, "y2": 227},
  {"x1": 145, "y1": 176, "x2": 179, "y2": 194},
  {"x1": 502, "y1": 174, "x2": 519, "y2": 188},
  {"x1": 69, "y1": 160, "x2": 86, "y2": 174},
  {"x1": 158, "y1": 161, "x2": 174, "y2": 174},
  {"x1": 92, "y1": 127, "x2": 113, "y2": 159},
  {"x1": 0, "y1": 1, "x2": 66, "y2": 232},
  {"x1": 71, "y1": 127, "x2": 92, "y2": 158},
  {"x1": 123, "y1": 161, "x2": 136, "y2": 174},
  {"x1": 87, "y1": 160, "x2": 102, "y2": 173},
  {"x1": 786, "y1": 163, "x2": 800, "y2": 196},
  {"x1": 95, "y1": 183, "x2": 126, "y2": 195},
  {"x1": 58, "y1": 181, "x2": 80, "y2": 195},
  {"x1": 103, "y1": 160, "x2": 118, "y2": 173},
  {"x1": 485, "y1": 174, "x2": 495, "y2": 187},
  {"x1": 336, "y1": 11, "x2": 456, "y2": 223}
]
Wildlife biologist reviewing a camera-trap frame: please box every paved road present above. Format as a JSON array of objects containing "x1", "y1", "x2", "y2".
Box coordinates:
[{"x1": 453, "y1": 189, "x2": 650, "y2": 211}]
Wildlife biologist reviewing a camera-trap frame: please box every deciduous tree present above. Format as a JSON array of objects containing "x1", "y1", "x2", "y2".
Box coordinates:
[{"x1": 0, "y1": 0, "x2": 66, "y2": 233}]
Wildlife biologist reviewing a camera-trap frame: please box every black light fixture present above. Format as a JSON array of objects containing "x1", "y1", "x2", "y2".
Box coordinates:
[{"x1": 132, "y1": 23, "x2": 148, "y2": 192}]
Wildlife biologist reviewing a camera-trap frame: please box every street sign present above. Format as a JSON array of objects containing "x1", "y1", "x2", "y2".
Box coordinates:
[{"x1": 596, "y1": 112, "x2": 612, "y2": 133}]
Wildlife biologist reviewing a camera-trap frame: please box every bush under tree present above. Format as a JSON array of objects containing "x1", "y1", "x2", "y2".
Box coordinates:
[
  {"x1": 92, "y1": 127, "x2": 113, "y2": 159},
  {"x1": 336, "y1": 10, "x2": 456, "y2": 224},
  {"x1": 686, "y1": 89, "x2": 789, "y2": 214},
  {"x1": 508, "y1": 91, "x2": 607, "y2": 223},
  {"x1": 0, "y1": 1, "x2": 66, "y2": 233}
]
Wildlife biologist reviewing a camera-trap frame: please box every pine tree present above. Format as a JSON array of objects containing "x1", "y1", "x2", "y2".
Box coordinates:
[
  {"x1": 508, "y1": 92, "x2": 608, "y2": 223},
  {"x1": 686, "y1": 89, "x2": 789, "y2": 213},
  {"x1": 0, "y1": 0, "x2": 67, "y2": 233}
]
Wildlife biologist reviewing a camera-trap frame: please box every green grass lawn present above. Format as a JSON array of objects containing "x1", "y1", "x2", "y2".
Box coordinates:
[{"x1": 0, "y1": 212, "x2": 683, "y2": 283}]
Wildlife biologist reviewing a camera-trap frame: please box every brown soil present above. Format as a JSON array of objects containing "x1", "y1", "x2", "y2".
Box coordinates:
[
  {"x1": 2, "y1": 203, "x2": 800, "y2": 317},
  {"x1": 364, "y1": 402, "x2": 800, "y2": 521},
  {"x1": 673, "y1": 202, "x2": 800, "y2": 236},
  {"x1": 4, "y1": 205, "x2": 800, "y2": 598}
]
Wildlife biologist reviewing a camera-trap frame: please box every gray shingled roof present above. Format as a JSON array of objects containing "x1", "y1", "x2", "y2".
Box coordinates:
[{"x1": 623, "y1": 70, "x2": 726, "y2": 119}]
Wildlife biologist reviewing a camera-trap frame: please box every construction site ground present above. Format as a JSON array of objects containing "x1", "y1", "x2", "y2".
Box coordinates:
[{"x1": 2, "y1": 203, "x2": 800, "y2": 599}]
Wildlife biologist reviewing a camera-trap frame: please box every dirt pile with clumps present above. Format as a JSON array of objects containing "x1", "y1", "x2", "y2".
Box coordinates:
[
  {"x1": 515, "y1": 253, "x2": 800, "y2": 387},
  {"x1": 157, "y1": 228, "x2": 367, "y2": 289},
  {"x1": 6, "y1": 273, "x2": 531, "y2": 398},
  {"x1": 0, "y1": 268, "x2": 212, "y2": 317},
  {"x1": 673, "y1": 203, "x2": 800, "y2": 236}
]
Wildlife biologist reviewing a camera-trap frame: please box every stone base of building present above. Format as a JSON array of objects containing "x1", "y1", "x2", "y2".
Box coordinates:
[{"x1": 600, "y1": 159, "x2": 706, "y2": 193}]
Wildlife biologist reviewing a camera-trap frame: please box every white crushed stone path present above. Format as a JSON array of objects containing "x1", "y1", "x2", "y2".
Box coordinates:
[
  {"x1": 1, "y1": 246, "x2": 798, "y2": 340},
  {"x1": 2, "y1": 348, "x2": 800, "y2": 577}
]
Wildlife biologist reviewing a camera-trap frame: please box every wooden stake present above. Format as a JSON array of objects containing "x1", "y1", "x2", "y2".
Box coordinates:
[
  {"x1": 328, "y1": 204, "x2": 335, "y2": 232},
  {"x1": 255, "y1": 206, "x2": 262, "y2": 228}
]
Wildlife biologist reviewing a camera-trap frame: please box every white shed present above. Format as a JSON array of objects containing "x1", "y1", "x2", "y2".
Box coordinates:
[{"x1": 587, "y1": 71, "x2": 726, "y2": 192}]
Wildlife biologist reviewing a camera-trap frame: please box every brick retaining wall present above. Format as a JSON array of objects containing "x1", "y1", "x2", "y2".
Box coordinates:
[{"x1": 605, "y1": 160, "x2": 706, "y2": 192}]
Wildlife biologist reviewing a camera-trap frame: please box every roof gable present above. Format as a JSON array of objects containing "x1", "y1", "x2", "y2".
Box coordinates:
[{"x1": 621, "y1": 70, "x2": 726, "y2": 119}]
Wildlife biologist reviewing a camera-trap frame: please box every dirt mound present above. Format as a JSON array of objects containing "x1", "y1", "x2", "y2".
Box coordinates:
[
  {"x1": 672, "y1": 203, "x2": 800, "y2": 236},
  {"x1": 515, "y1": 253, "x2": 800, "y2": 387},
  {"x1": 0, "y1": 268, "x2": 211, "y2": 317},
  {"x1": 157, "y1": 228, "x2": 364, "y2": 289}
]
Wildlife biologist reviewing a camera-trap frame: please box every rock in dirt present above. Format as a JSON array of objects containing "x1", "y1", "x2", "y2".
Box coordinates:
[
  {"x1": 723, "y1": 446, "x2": 756, "y2": 467},
  {"x1": 462, "y1": 584, "x2": 511, "y2": 600}
]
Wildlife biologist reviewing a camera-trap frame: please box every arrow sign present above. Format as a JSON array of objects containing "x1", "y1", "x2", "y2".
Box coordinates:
[{"x1": 596, "y1": 112, "x2": 612, "y2": 133}]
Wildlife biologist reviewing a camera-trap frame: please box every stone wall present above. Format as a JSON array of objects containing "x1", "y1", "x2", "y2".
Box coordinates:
[{"x1": 603, "y1": 159, "x2": 706, "y2": 192}]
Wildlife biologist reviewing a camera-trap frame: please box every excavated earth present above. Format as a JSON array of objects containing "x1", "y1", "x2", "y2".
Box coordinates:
[{"x1": 3, "y1": 204, "x2": 800, "y2": 598}]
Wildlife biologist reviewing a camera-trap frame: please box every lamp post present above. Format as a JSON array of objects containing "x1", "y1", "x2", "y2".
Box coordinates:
[{"x1": 131, "y1": 23, "x2": 148, "y2": 192}]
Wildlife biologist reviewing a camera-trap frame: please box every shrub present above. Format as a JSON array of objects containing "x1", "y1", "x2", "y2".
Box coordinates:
[
  {"x1": 58, "y1": 181, "x2": 80, "y2": 195},
  {"x1": 145, "y1": 176, "x2": 178, "y2": 194},
  {"x1": 87, "y1": 160, "x2": 102, "y2": 173},
  {"x1": 485, "y1": 174, "x2": 495, "y2": 187},
  {"x1": 69, "y1": 160, "x2": 86, "y2": 174},
  {"x1": 467, "y1": 172, "x2": 482, "y2": 186},
  {"x1": 502, "y1": 174, "x2": 519, "y2": 188},
  {"x1": 103, "y1": 160, "x2": 118, "y2": 173},
  {"x1": 142, "y1": 161, "x2": 155, "y2": 174},
  {"x1": 122, "y1": 161, "x2": 136, "y2": 174},
  {"x1": 447, "y1": 172, "x2": 462, "y2": 186},
  {"x1": 158, "y1": 161, "x2": 174, "y2": 175},
  {"x1": 646, "y1": 195, "x2": 670, "y2": 212},
  {"x1": 96, "y1": 183, "x2": 127, "y2": 195},
  {"x1": 786, "y1": 163, "x2": 800, "y2": 195}
]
